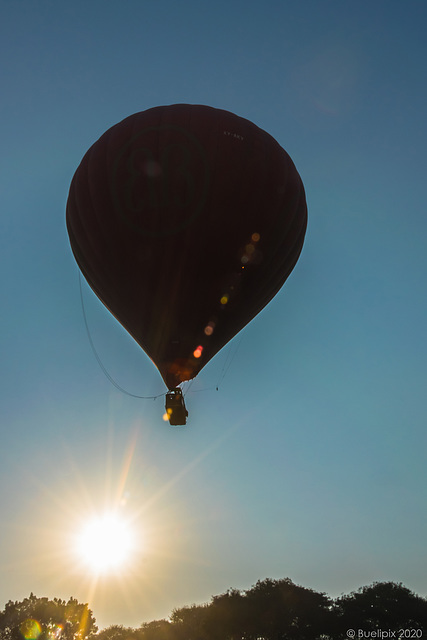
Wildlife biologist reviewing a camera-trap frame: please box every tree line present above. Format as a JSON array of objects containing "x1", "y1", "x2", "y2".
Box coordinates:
[{"x1": 1, "y1": 579, "x2": 426, "y2": 640}]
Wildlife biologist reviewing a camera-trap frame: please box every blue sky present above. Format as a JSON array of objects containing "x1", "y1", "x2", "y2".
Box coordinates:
[{"x1": 1, "y1": 0, "x2": 427, "y2": 630}]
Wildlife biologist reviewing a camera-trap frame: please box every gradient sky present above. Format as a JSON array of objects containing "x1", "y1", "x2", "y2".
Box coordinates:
[{"x1": 1, "y1": 0, "x2": 427, "y2": 630}]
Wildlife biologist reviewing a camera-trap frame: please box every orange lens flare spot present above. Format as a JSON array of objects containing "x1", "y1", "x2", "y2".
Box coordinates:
[
  {"x1": 193, "y1": 345, "x2": 203, "y2": 358},
  {"x1": 251, "y1": 232, "x2": 260, "y2": 242},
  {"x1": 204, "y1": 321, "x2": 216, "y2": 336}
]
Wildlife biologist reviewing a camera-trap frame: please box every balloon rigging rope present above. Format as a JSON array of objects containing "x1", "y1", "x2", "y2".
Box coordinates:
[
  {"x1": 78, "y1": 271, "x2": 164, "y2": 400},
  {"x1": 78, "y1": 271, "x2": 241, "y2": 400},
  {"x1": 216, "y1": 335, "x2": 243, "y2": 388},
  {"x1": 184, "y1": 335, "x2": 243, "y2": 395}
]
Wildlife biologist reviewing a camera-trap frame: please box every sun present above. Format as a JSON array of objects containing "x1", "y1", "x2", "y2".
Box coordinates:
[{"x1": 75, "y1": 511, "x2": 135, "y2": 574}]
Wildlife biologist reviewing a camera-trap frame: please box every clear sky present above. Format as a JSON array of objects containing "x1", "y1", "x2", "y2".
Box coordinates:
[{"x1": 1, "y1": 0, "x2": 426, "y2": 630}]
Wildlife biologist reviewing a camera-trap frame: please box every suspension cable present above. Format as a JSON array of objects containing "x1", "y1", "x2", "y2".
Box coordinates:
[
  {"x1": 215, "y1": 335, "x2": 243, "y2": 389},
  {"x1": 78, "y1": 271, "x2": 165, "y2": 400},
  {"x1": 183, "y1": 335, "x2": 244, "y2": 394}
]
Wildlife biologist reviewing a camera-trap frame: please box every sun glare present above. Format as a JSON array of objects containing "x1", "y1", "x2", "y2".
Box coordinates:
[{"x1": 75, "y1": 512, "x2": 135, "y2": 574}]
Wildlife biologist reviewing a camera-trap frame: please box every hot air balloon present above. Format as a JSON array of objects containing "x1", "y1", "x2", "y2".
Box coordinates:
[{"x1": 66, "y1": 104, "x2": 307, "y2": 425}]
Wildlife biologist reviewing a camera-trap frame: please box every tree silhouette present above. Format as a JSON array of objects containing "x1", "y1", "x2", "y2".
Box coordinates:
[
  {"x1": 156, "y1": 579, "x2": 332, "y2": 640},
  {"x1": 332, "y1": 581, "x2": 427, "y2": 638},
  {"x1": 140, "y1": 620, "x2": 173, "y2": 640},
  {"x1": 243, "y1": 578, "x2": 332, "y2": 640},
  {"x1": 169, "y1": 604, "x2": 210, "y2": 640},
  {"x1": 4, "y1": 580, "x2": 426, "y2": 640},
  {"x1": 0, "y1": 594, "x2": 97, "y2": 640},
  {"x1": 95, "y1": 626, "x2": 137, "y2": 640},
  {"x1": 205, "y1": 588, "x2": 247, "y2": 640}
]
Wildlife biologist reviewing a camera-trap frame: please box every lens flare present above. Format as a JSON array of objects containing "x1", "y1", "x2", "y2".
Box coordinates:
[
  {"x1": 193, "y1": 345, "x2": 203, "y2": 358},
  {"x1": 143, "y1": 160, "x2": 162, "y2": 177},
  {"x1": 49, "y1": 625, "x2": 63, "y2": 639},
  {"x1": 20, "y1": 620, "x2": 42, "y2": 640},
  {"x1": 204, "y1": 321, "x2": 216, "y2": 336}
]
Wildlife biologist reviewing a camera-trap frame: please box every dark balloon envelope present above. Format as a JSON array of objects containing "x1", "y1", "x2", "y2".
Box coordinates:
[{"x1": 66, "y1": 104, "x2": 307, "y2": 390}]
